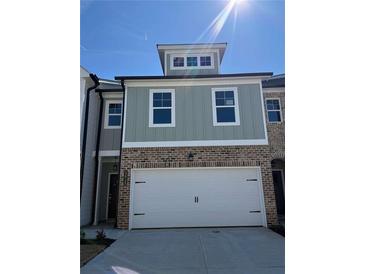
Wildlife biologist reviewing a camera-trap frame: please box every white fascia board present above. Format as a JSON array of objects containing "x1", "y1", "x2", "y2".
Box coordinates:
[
  {"x1": 124, "y1": 77, "x2": 267, "y2": 88},
  {"x1": 102, "y1": 92, "x2": 124, "y2": 99},
  {"x1": 122, "y1": 139, "x2": 268, "y2": 148},
  {"x1": 157, "y1": 44, "x2": 227, "y2": 51},
  {"x1": 263, "y1": 87, "x2": 285, "y2": 93}
]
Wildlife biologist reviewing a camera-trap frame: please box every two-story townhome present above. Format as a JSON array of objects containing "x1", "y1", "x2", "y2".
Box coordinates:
[{"x1": 82, "y1": 43, "x2": 285, "y2": 230}]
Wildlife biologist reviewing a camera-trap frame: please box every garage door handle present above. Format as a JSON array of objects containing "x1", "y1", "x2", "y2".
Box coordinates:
[
  {"x1": 246, "y1": 179, "x2": 258, "y2": 182},
  {"x1": 194, "y1": 196, "x2": 199, "y2": 203},
  {"x1": 249, "y1": 210, "x2": 261, "y2": 213},
  {"x1": 135, "y1": 181, "x2": 146, "y2": 184},
  {"x1": 134, "y1": 213, "x2": 145, "y2": 216}
]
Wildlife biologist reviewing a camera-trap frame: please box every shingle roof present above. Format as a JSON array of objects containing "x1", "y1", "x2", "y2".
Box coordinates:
[{"x1": 262, "y1": 74, "x2": 285, "y2": 88}]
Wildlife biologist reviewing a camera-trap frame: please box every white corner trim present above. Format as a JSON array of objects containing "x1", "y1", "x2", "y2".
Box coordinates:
[
  {"x1": 122, "y1": 139, "x2": 268, "y2": 148},
  {"x1": 211, "y1": 87, "x2": 240, "y2": 126},
  {"x1": 149, "y1": 89, "x2": 175, "y2": 128},
  {"x1": 104, "y1": 100, "x2": 123, "y2": 129},
  {"x1": 259, "y1": 81, "x2": 269, "y2": 142},
  {"x1": 265, "y1": 97, "x2": 283, "y2": 123}
]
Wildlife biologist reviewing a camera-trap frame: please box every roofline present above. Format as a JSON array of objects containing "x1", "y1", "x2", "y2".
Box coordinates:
[
  {"x1": 99, "y1": 78, "x2": 120, "y2": 85},
  {"x1": 115, "y1": 72, "x2": 273, "y2": 81},
  {"x1": 157, "y1": 43, "x2": 227, "y2": 50}
]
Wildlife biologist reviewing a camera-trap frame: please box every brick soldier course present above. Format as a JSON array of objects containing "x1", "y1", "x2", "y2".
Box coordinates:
[{"x1": 116, "y1": 145, "x2": 279, "y2": 229}]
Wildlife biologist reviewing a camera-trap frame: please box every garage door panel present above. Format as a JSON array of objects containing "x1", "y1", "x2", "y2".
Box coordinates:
[{"x1": 131, "y1": 168, "x2": 265, "y2": 229}]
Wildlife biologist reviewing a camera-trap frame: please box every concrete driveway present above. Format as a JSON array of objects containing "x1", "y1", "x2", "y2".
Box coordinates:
[{"x1": 81, "y1": 227, "x2": 284, "y2": 274}]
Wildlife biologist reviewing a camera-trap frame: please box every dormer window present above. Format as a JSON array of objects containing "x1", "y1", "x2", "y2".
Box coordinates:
[
  {"x1": 200, "y1": 56, "x2": 211, "y2": 66},
  {"x1": 173, "y1": 57, "x2": 184, "y2": 67},
  {"x1": 187, "y1": 56, "x2": 198, "y2": 67},
  {"x1": 170, "y1": 53, "x2": 214, "y2": 70}
]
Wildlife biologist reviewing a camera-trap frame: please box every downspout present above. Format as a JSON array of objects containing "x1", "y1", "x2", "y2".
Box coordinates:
[
  {"x1": 80, "y1": 74, "x2": 99, "y2": 201},
  {"x1": 115, "y1": 80, "x2": 126, "y2": 228},
  {"x1": 91, "y1": 90, "x2": 104, "y2": 225}
]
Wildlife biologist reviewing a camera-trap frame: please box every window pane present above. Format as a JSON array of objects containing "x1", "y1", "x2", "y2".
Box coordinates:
[
  {"x1": 216, "y1": 98, "x2": 225, "y2": 106},
  {"x1": 173, "y1": 57, "x2": 184, "y2": 67},
  {"x1": 215, "y1": 91, "x2": 225, "y2": 99},
  {"x1": 187, "y1": 56, "x2": 197, "y2": 67},
  {"x1": 225, "y1": 91, "x2": 234, "y2": 99},
  {"x1": 273, "y1": 100, "x2": 280, "y2": 110},
  {"x1": 153, "y1": 93, "x2": 162, "y2": 100},
  {"x1": 268, "y1": 111, "x2": 281, "y2": 122},
  {"x1": 162, "y1": 99, "x2": 171, "y2": 107},
  {"x1": 225, "y1": 98, "x2": 234, "y2": 105},
  {"x1": 200, "y1": 56, "x2": 211, "y2": 66},
  {"x1": 108, "y1": 115, "x2": 121, "y2": 126},
  {"x1": 162, "y1": 93, "x2": 171, "y2": 100},
  {"x1": 154, "y1": 109, "x2": 171, "y2": 124},
  {"x1": 215, "y1": 91, "x2": 235, "y2": 106},
  {"x1": 153, "y1": 99, "x2": 162, "y2": 107},
  {"x1": 109, "y1": 103, "x2": 121, "y2": 114},
  {"x1": 216, "y1": 107, "x2": 235, "y2": 123}
]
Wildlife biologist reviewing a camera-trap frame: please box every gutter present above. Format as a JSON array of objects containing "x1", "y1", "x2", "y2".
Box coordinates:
[
  {"x1": 115, "y1": 80, "x2": 126, "y2": 228},
  {"x1": 80, "y1": 74, "x2": 99, "y2": 201},
  {"x1": 91, "y1": 90, "x2": 104, "y2": 225}
]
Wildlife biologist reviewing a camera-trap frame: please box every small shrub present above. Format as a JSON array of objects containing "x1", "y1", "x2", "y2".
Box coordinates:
[{"x1": 96, "y1": 229, "x2": 106, "y2": 240}]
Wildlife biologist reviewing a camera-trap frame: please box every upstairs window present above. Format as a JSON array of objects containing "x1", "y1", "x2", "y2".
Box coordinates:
[
  {"x1": 187, "y1": 56, "x2": 198, "y2": 67},
  {"x1": 266, "y1": 98, "x2": 282, "y2": 123},
  {"x1": 200, "y1": 56, "x2": 212, "y2": 66},
  {"x1": 173, "y1": 57, "x2": 184, "y2": 67},
  {"x1": 105, "y1": 101, "x2": 122, "y2": 129},
  {"x1": 212, "y1": 87, "x2": 240, "y2": 126},
  {"x1": 170, "y1": 53, "x2": 214, "y2": 69},
  {"x1": 149, "y1": 89, "x2": 175, "y2": 127}
]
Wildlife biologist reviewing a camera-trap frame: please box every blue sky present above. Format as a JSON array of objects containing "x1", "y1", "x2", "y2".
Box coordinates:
[{"x1": 81, "y1": 0, "x2": 284, "y2": 79}]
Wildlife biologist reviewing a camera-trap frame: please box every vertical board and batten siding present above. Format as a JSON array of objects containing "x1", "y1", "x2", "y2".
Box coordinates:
[
  {"x1": 99, "y1": 100, "x2": 122, "y2": 151},
  {"x1": 166, "y1": 52, "x2": 219, "y2": 76},
  {"x1": 124, "y1": 84, "x2": 265, "y2": 142}
]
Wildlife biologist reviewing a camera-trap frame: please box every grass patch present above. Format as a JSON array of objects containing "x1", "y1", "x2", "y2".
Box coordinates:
[
  {"x1": 80, "y1": 238, "x2": 115, "y2": 267},
  {"x1": 269, "y1": 225, "x2": 285, "y2": 237}
]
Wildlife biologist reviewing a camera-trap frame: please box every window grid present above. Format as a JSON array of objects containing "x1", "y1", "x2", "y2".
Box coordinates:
[
  {"x1": 211, "y1": 88, "x2": 240, "y2": 126},
  {"x1": 266, "y1": 98, "x2": 282, "y2": 123},
  {"x1": 105, "y1": 101, "x2": 122, "y2": 128},
  {"x1": 149, "y1": 90, "x2": 175, "y2": 127}
]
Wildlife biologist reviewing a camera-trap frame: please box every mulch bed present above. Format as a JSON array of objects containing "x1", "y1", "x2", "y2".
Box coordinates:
[
  {"x1": 269, "y1": 225, "x2": 285, "y2": 237},
  {"x1": 80, "y1": 239, "x2": 115, "y2": 267}
]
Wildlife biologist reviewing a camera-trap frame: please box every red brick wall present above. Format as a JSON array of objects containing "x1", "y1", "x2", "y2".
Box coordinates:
[
  {"x1": 264, "y1": 91, "x2": 285, "y2": 160},
  {"x1": 117, "y1": 145, "x2": 278, "y2": 229}
]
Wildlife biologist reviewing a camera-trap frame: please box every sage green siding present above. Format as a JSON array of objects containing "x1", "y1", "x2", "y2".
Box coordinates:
[
  {"x1": 125, "y1": 84, "x2": 266, "y2": 142},
  {"x1": 166, "y1": 52, "x2": 219, "y2": 76}
]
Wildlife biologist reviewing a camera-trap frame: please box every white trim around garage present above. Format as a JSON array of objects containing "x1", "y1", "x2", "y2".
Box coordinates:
[{"x1": 129, "y1": 166, "x2": 268, "y2": 230}]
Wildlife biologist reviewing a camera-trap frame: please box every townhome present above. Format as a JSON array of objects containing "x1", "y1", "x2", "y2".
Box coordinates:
[{"x1": 80, "y1": 43, "x2": 285, "y2": 230}]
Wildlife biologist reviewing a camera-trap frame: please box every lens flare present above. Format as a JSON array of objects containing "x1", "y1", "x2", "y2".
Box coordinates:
[{"x1": 196, "y1": 0, "x2": 246, "y2": 43}]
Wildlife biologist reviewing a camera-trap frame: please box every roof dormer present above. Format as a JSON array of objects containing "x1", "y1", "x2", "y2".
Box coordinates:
[{"x1": 157, "y1": 43, "x2": 227, "y2": 76}]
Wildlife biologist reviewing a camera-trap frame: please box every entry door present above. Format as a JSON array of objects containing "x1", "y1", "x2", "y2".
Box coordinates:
[
  {"x1": 131, "y1": 168, "x2": 265, "y2": 229},
  {"x1": 272, "y1": 170, "x2": 285, "y2": 215},
  {"x1": 107, "y1": 174, "x2": 118, "y2": 219}
]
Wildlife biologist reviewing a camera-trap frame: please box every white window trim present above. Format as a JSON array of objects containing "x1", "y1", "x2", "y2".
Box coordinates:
[
  {"x1": 211, "y1": 87, "x2": 240, "y2": 126},
  {"x1": 265, "y1": 98, "x2": 282, "y2": 124},
  {"x1": 149, "y1": 89, "x2": 176, "y2": 128},
  {"x1": 170, "y1": 53, "x2": 214, "y2": 70},
  {"x1": 104, "y1": 100, "x2": 123, "y2": 129}
]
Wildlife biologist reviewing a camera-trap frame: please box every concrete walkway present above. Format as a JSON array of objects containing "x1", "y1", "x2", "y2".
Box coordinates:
[{"x1": 81, "y1": 227, "x2": 284, "y2": 274}]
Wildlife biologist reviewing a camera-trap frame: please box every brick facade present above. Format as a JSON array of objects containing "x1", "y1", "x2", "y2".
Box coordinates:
[
  {"x1": 117, "y1": 145, "x2": 279, "y2": 229},
  {"x1": 264, "y1": 91, "x2": 285, "y2": 161}
]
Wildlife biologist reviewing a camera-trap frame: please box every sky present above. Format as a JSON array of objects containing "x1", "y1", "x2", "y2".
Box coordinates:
[{"x1": 81, "y1": 0, "x2": 284, "y2": 80}]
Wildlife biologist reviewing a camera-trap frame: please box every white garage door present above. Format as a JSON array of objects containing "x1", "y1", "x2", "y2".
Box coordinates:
[{"x1": 130, "y1": 167, "x2": 266, "y2": 229}]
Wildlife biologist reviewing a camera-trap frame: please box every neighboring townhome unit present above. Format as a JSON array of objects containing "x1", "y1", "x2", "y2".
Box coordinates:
[{"x1": 88, "y1": 43, "x2": 284, "y2": 230}]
